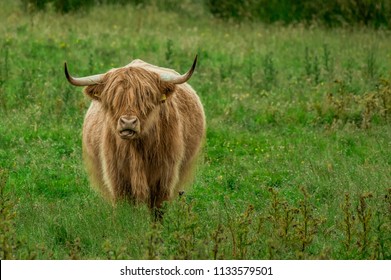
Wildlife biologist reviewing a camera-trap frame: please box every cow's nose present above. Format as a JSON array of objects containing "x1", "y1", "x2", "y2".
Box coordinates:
[
  {"x1": 119, "y1": 116, "x2": 139, "y2": 129},
  {"x1": 118, "y1": 116, "x2": 140, "y2": 138}
]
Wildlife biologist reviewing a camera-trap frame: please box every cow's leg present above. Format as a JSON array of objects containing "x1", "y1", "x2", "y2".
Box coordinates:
[{"x1": 149, "y1": 163, "x2": 180, "y2": 221}]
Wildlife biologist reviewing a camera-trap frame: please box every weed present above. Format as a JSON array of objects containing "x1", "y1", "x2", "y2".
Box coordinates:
[
  {"x1": 322, "y1": 44, "x2": 333, "y2": 76},
  {"x1": 313, "y1": 55, "x2": 320, "y2": 84},
  {"x1": 236, "y1": 204, "x2": 255, "y2": 259},
  {"x1": 364, "y1": 47, "x2": 378, "y2": 81},
  {"x1": 356, "y1": 192, "x2": 373, "y2": 257},
  {"x1": 211, "y1": 223, "x2": 225, "y2": 260},
  {"x1": 280, "y1": 200, "x2": 297, "y2": 244},
  {"x1": 304, "y1": 46, "x2": 312, "y2": 78},
  {"x1": 294, "y1": 186, "x2": 324, "y2": 255},
  {"x1": 88, "y1": 53, "x2": 94, "y2": 74},
  {"x1": 268, "y1": 188, "x2": 297, "y2": 240},
  {"x1": 304, "y1": 47, "x2": 321, "y2": 84},
  {"x1": 0, "y1": 169, "x2": 17, "y2": 260},
  {"x1": 246, "y1": 51, "x2": 254, "y2": 87},
  {"x1": 0, "y1": 42, "x2": 9, "y2": 86},
  {"x1": 267, "y1": 187, "x2": 282, "y2": 233},
  {"x1": 341, "y1": 193, "x2": 354, "y2": 251},
  {"x1": 223, "y1": 198, "x2": 238, "y2": 258},
  {"x1": 373, "y1": 208, "x2": 387, "y2": 259},
  {"x1": 264, "y1": 188, "x2": 298, "y2": 259},
  {"x1": 262, "y1": 52, "x2": 277, "y2": 90},
  {"x1": 376, "y1": 188, "x2": 391, "y2": 259},
  {"x1": 165, "y1": 39, "x2": 174, "y2": 64}
]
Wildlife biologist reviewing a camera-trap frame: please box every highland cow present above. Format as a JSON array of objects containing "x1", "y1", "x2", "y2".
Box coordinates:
[{"x1": 64, "y1": 56, "x2": 205, "y2": 212}]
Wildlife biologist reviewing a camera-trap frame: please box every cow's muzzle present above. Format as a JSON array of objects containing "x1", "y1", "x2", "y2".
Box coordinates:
[{"x1": 117, "y1": 116, "x2": 140, "y2": 139}]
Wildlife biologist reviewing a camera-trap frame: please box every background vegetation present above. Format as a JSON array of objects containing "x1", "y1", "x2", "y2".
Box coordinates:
[
  {"x1": 1, "y1": 0, "x2": 390, "y2": 259},
  {"x1": 21, "y1": 0, "x2": 391, "y2": 28}
]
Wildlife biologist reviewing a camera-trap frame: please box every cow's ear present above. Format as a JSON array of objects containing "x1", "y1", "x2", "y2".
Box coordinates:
[
  {"x1": 84, "y1": 84, "x2": 104, "y2": 101},
  {"x1": 159, "y1": 81, "x2": 176, "y2": 103}
]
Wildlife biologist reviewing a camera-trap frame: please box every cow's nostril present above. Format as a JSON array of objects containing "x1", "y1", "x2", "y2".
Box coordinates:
[{"x1": 129, "y1": 117, "x2": 138, "y2": 126}]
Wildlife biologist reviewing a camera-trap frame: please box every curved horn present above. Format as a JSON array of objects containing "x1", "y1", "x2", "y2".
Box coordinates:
[
  {"x1": 64, "y1": 62, "x2": 104, "y2": 86},
  {"x1": 160, "y1": 55, "x2": 198, "y2": 84}
]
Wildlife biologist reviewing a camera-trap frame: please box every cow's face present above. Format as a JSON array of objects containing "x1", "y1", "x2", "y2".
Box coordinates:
[
  {"x1": 84, "y1": 67, "x2": 175, "y2": 140},
  {"x1": 65, "y1": 57, "x2": 197, "y2": 140}
]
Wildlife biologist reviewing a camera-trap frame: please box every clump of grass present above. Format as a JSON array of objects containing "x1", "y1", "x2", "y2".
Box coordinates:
[
  {"x1": 219, "y1": 53, "x2": 234, "y2": 81},
  {"x1": 143, "y1": 222, "x2": 164, "y2": 260},
  {"x1": 377, "y1": 79, "x2": 391, "y2": 121},
  {"x1": 246, "y1": 50, "x2": 255, "y2": 87},
  {"x1": 339, "y1": 190, "x2": 391, "y2": 259},
  {"x1": 360, "y1": 92, "x2": 378, "y2": 129},
  {"x1": 313, "y1": 77, "x2": 391, "y2": 129},
  {"x1": 162, "y1": 197, "x2": 205, "y2": 259},
  {"x1": 364, "y1": 47, "x2": 378, "y2": 81},
  {"x1": 0, "y1": 41, "x2": 10, "y2": 110},
  {"x1": 102, "y1": 239, "x2": 129, "y2": 260},
  {"x1": 0, "y1": 170, "x2": 37, "y2": 259},
  {"x1": 67, "y1": 237, "x2": 82, "y2": 260}
]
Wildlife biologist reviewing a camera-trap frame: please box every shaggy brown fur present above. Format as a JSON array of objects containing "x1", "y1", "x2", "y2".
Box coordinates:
[{"x1": 81, "y1": 60, "x2": 205, "y2": 210}]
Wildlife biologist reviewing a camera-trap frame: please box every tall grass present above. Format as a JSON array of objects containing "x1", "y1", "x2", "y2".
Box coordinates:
[{"x1": 1, "y1": 0, "x2": 390, "y2": 259}]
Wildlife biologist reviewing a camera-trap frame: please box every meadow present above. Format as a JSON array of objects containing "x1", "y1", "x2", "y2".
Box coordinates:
[{"x1": 1, "y1": 1, "x2": 390, "y2": 259}]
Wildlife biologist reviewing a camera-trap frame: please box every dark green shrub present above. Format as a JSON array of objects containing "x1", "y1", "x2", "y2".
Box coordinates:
[
  {"x1": 205, "y1": 0, "x2": 391, "y2": 28},
  {"x1": 21, "y1": 0, "x2": 95, "y2": 13},
  {"x1": 206, "y1": 0, "x2": 256, "y2": 20},
  {"x1": 21, "y1": 0, "x2": 146, "y2": 13}
]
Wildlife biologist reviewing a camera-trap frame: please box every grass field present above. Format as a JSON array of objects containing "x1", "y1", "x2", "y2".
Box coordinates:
[{"x1": 1, "y1": 1, "x2": 390, "y2": 259}]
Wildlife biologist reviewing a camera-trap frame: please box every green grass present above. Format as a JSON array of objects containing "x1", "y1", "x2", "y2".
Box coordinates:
[{"x1": 1, "y1": 1, "x2": 390, "y2": 259}]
